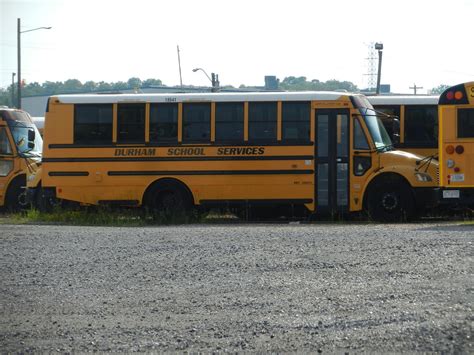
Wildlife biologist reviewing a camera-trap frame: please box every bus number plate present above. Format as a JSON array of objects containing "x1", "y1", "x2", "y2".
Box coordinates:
[{"x1": 443, "y1": 190, "x2": 460, "y2": 199}]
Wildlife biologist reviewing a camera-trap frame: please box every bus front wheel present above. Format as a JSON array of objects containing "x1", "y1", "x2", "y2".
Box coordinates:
[
  {"x1": 4, "y1": 175, "x2": 28, "y2": 212},
  {"x1": 367, "y1": 177, "x2": 415, "y2": 222}
]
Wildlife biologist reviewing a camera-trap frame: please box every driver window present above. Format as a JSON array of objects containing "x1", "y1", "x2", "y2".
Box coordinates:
[
  {"x1": 0, "y1": 127, "x2": 13, "y2": 155},
  {"x1": 354, "y1": 118, "x2": 369, "y2": 150}
]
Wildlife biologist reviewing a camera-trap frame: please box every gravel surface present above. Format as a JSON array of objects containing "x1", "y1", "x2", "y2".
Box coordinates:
[{"x1": 0, "y1": 222, "x2": 473, "y2": 352}]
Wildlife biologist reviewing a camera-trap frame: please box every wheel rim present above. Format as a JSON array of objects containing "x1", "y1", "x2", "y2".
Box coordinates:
[{"x1": 381, "y1": 192, "x2": 399, "y2": 211}]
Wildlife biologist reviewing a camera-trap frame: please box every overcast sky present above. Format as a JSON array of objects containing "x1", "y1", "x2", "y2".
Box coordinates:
[{"x1": 1, "y1": 0, "x2": 474, "y2": 94}]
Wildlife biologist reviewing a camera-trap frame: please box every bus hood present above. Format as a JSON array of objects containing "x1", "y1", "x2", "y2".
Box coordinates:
[{"x1": 379, "y1": 150, "x2": 439, "y2": 186}]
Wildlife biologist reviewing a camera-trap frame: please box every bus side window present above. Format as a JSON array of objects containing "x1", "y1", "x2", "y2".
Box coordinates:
[
  {"x1": 0, "y1": 127, "x2": 13, "y2": 155},
  {"x1": 74, "y1": 104, "x2": 113, "y2": 145},
  {"x1": 150, "y1": 103, "x2": 178, "y2": 143},
  {"x1": 457, "y1": 108, "x2": 474, "y2": 138},
  {"x1": 374, "y1": 106, "x2": 399, "y2": 142},
  {"x1": 353, "y1": 118, "x2": 371, "y2": 176},
  {"x1": 404, "y1": 105, "x2": 438, "y2": 147},
  {"x1": 248, "y1": 102, "x2": 277, "y2": 142},
  {"x1": 117, "y1": 103, "x2": 145, "y2": 143},
  {"x1": 215, "y1": 102, "x2": 244, "y2": 143},
  {"x1": 182, "y1": 103, "x2": 211, "y2": 143},
  {"x1": 282, "y1": 102, "x2": 310, "y2": 142}
]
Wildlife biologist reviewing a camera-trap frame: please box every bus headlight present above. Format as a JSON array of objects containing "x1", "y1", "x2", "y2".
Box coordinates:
[
  {"x1": 415, "y1": 172, "x2": 433, "y2": 182},
  {"x1": 0, "y1": 161, "x2": 13, "y2": 177}
]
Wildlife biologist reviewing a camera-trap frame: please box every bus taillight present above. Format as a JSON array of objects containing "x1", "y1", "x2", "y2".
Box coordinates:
[
  {"x1": 455, "y1": 145, "x2": 464, "y2": 154},
  {"x1": 446, "y1": 145, "x2": 455, "y2": 154}
]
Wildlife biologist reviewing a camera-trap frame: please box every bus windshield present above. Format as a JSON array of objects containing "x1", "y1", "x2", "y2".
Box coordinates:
[
  {"x1": 352, "y1": 95, "x2": 392, "y2": 151},
  {"x1": 362, "y1": 108, "x2": 393, "y2": 150},
  {"x1": 8, "y1": 122, "x2": 43, "y2": 157}
]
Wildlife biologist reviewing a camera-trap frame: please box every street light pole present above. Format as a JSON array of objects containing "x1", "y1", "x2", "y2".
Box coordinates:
[
  {"x1": 192, "y1": 67, "x2": 219, "y2": 92},
  {"x1": 375, "y1": 42, "x2": 383, "y2": 95},
  {"x1": 17, "y1": 18, "x2": 51, "y2": 109}
]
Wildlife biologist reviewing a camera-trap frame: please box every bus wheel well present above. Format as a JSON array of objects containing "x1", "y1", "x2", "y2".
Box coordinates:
[
  {"x1": 142, "y1": 178, "x2": 194, "y2": 211},
  {"x1": 363, "y1": 173, "x2": 416, "y2": 222},
  {"x1": 5, "y1": 174, "x2": 28, "y2": 211}
]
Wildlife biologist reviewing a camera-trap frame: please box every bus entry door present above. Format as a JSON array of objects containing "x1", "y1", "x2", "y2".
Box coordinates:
[{"x1": 315, "y1": 109, "x2": 350, "y2": 215}]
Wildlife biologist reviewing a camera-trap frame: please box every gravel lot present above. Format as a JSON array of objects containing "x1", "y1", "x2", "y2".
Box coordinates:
[{"x1": 0, "y1": 222, "x2": 473, "y2": 352}]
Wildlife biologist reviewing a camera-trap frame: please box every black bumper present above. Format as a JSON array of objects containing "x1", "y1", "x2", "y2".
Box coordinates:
[
  {"x1": 435, "y1": 187, "x2": 474, "y2": 206},
  {"x1": 413, "y1": 187, "x2": 440, "y2": 209}
]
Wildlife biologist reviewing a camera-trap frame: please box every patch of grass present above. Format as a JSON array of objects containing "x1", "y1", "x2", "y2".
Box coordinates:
[{"x1": 3, "y1": 206, "x2": 206, "y2": 226}]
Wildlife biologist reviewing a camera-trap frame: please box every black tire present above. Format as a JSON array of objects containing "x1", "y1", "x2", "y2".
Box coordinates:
[
  {"x1": 35, "y1": 187, "x2": 61, "y2": 213},
  {"x1": 4, "y1": 176, "x2": 28, "y2": 212},
  {"x1": 367, "y1": 177, "x2": 415, "y2": 222},
  {"x1": 145, "y1": 182, "x2": 193, "y2": 221}
]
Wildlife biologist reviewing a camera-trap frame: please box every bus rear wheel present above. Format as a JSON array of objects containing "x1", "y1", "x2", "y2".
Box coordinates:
[
  {"x1": 145, "y1": 180, "x2": 193, "y2": 220},
  {"x1": 367, "y1": 177, "x2": 415, "y2": 222}
]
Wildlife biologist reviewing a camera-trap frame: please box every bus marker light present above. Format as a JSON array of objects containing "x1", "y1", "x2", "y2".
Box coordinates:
[
  {"x1": 455, "y1": 145, "x2": 464, "y2": 154},
  {"x1": 454, "y1": 167, "x2": 460, "y2": 173},
  {"x1": 455, "y1": 91, "x2": 464, "y2": 100},
  {"x1": 446, "y1": 145, "x2": 455, "y2": 154}
]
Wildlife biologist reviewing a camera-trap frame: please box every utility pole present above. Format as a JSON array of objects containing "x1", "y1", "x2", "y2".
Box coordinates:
[
  {"x1": 11, "y1": 73, "x2": 16, "y2": 108},
  {"x1": 177, "y1": 45, "x2": 183, "y2": 88},
  {"x1": 409, "y1": 83, "x2": 423, "y2": 95},
  {"x1": 17, "y1": 18, "x2": 21, "y2": 108},
  {"x1": 17, "y1": 18, "x2": 51, "y2": 109}
]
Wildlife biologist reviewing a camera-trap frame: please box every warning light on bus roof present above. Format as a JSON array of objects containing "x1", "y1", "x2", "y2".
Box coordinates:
[{"x1": 445, "y1": 90, "x2": 464, "y2": 101}]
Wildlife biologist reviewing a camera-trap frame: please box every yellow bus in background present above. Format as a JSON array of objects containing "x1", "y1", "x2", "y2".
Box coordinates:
[
  {"x1": 27, "y1": 92, "x2": 440, "y2": 221},
  {"x1": 0, "y1": 107, "x2": 42, "y2": 211},
  {"x1": 368, "y1": 95, "x2": 439, "y2": 157},
  {"x1": 437, "y1": 82, "x2": 474, "y2": 204}
]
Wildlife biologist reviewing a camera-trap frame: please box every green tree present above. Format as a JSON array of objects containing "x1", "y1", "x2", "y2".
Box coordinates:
[
  {"x1": 142, "y1": 78, "x2": 163, "y2": 87},
  {"x1": 429, "y1": 84, "x2": 450, "y2": 95},
  {"x1": 280, "y1": 77, "x2": 359, "y2": 92},
  {"x1": 63, "y1": 79, "x2": 83, "y2": 93},
  {"x1": 83, "y1": 81, "x2": 97, "y2": 92},
  {"x1": 127, "y1": 77, "x2": 142, "y2": 89}
]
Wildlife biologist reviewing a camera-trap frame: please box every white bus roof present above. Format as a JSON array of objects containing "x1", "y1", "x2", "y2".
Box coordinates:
[
  {"x1": 32, "y1": 116, "x2": 44, "y2": 129},
  {"x1": 368, "y1": 95, "x2": 439, "y2": 105},
  {"x1": 53, "y1": 91, "x2": 358, "y2": 104}
]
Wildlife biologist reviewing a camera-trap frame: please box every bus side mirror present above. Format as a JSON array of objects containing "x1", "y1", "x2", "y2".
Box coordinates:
[
  {"x1": 28, "y1": 129, "x2": 35, "y2": 142},
  {"x1": 392, "y1": 118, "x2": 400, "y2": 145}
]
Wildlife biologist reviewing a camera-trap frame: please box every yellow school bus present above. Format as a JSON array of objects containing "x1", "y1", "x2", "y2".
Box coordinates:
[
  {"x1": 368, "y1": 95, "x2": 439, "y2": 157},
  {"x1": 27, "y1": 92, "x2": 440, "y2": 221},
  {"x1": 0, "y1": 107, "x2": 42, "y2": 211},
  {"x1": 437, "y1": 82, "x2": 474, "y2": 204}
]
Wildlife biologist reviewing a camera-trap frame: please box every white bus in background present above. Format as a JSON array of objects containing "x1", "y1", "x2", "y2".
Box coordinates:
[
  {"x1": 32, "y1": 117, "x2": 44, "y2": 136},
  {"x1": 368, "y1": 95, "x2": 439, "y2": 157}
]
